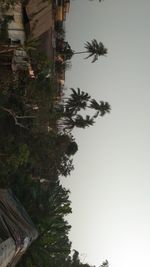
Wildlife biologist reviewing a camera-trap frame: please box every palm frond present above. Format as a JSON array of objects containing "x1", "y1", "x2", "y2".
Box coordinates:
[
  {"x1": 90, "y1": 99, "x2": 111, "y2": 116},
  {"x1": 84, "y1": 39, "x2": 107, "y2": 62}
]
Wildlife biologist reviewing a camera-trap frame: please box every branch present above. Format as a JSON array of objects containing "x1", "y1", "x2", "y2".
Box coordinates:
[{"x1": 0, "y1": 106, "x2": 29, "y2": 129}]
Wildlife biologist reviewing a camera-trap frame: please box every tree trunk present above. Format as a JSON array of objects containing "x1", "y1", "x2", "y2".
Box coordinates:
[
  {"x1": 73, "y1": 51, "x2": 88, "y2": 55},
  {"x1": 0, "y1": 106, "x2": 35, "y2": 129}
]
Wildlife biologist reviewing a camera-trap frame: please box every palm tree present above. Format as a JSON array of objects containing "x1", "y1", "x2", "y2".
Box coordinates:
[
  {"x1": 66, "y1": 88, "x2": 91, "y2": 115},
  {"x1": 90, "y1": 99, "x2": 111, "y2": 117},
  {"x1": 83, "y1": 39, "x2": 107, "y2": 62},
  {"x1": 74, "y1": 114, "x2": 95, "y2": 128},
  {"x1": 60, "y1": 39, "x2": 107, "y2": 63},
  {"x1": 90, "y1": 0, "x2": 104, "y2": 2},
  {"x1": 100, "y1": 260, "x2": 109, "y2": 267},
  {"x1": 64, "y1": 114, "x2": 95, "y2": 130}
]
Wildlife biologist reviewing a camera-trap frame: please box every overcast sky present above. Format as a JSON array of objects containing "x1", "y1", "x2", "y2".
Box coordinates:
[{"x1": 61, "y1": 1, "x2": 150, "y2": 267}]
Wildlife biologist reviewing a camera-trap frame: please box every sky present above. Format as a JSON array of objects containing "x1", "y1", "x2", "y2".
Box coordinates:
[{"x1": 61, "y1": 1, "x2": 150, "y2": 267}]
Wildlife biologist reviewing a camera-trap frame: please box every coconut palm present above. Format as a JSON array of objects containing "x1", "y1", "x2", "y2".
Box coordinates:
[
  {"x1": 60, "y1": 39, "x2": 107, "y2": 63},
  {"x1": 100, "y1": 260, "x2": 109, "y2": 267},
  {"x1": 66, "y1": 88, "x2": 91, "y2": 115},
  {"x1": 83, "y1": 39, "x2": 107, "y2": 62},
  {"x1": 74, "y1": 114, "x2": 94, "y2": 128},
  {"x1": 64, "y1": 114, "x2": 95, "y2": 130},
  {"x1": 90, "y1": 99, "x2": 111, "y2": 117},
  {"x1": 90, "y1": 0, "x2": 104, "y2": 2}
]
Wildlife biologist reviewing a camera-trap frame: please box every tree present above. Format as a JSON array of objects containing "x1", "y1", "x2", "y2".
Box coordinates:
[
  {"x1": 66, "y1": 141, "x2": 78, "y2": 156},
  {"x1": 0, "y1": 0, "x2": 23, "y2": 10},
  {"x1": 83, "y1": 39, "x2": 107, "y2": 63},
  {"x1": 16, "y1": 180, "x2": 73, "y2": 267},
  {"x1": 64, "y1": 115, "x2": 95, "y2": 130},
  {"x1": 63, "y1": 250, "x2": 103, "y2": 267},
  {"x1": 66, "y1": 88, "x2": 91, "y2": 115},
  {"x1": 90, "y1": 0, "x2": 104, "y2": 2},
  {"x1": 57, "y1": 88, "x2": 111, "y2": 132},
  {"x1": 100, "y1": 260, "x2": 109, "y2": 267},
  {"x1": 90, "y1": 99, "x2": 111, "y2": 117},
  {"x1": 60, "y1": 39, "x2": 107, "y2": 63}
]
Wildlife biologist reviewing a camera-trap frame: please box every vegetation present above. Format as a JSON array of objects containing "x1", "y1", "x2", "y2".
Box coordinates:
[
  {"x1": 56, "y1": 87, "x2": 111, "y2": 130},
  {"x1": 0, "y1": 59, "x2": 110, "y2": 265},
  {"x1": 0, "y1": 0, "x2": 110, "y2": 266},
  {"x1": 0, "y1": 0, "x2": 24, "y2": 10},
  {"x1": 57, "y1": 39, "x2": 108, "y2": 63}
]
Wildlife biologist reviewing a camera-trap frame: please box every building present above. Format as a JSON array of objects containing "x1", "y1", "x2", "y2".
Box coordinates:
[
  {"x1": 25, "y1": 0, "x2": 53, "y2": 39},
  {"x1": 0, "y1": 189, "x2": 38, "y2": 267},
  {"x1": 55, "y1": 0, "x2": 70, "y2": 22},
  {"x1": 0, "y1": 4, "x2": 25, "y2": 46},
  {"x1": 0, "y1": 4, "x2": 32, "y2": 74},
  {"x1": 0, "y1": 238, "x2": 16, "y2": 267},
  {"x1": 25, "y1": 0, "x2": 55, "y2": 60}
]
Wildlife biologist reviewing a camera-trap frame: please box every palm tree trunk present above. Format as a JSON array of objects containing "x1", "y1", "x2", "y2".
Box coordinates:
[{"x1": 73, "y1": 51, "x2": 88, "y2": 55}]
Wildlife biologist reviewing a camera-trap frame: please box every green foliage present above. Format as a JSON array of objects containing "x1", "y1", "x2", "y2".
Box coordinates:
[
  {"x1": 90, "y1": 99, "x2": 111, "y2": 117},
  {"x1": 66, "y1": 88, "x2": 91, "y2": 115},
  {"x1": 62, "y1": 250, "x2": 93, "y2": 267},
  {"x1": 0, "y1": 0, "x2": 22, "y2": 10},
  {"x1": 57, "y1": 88, "x2": 111, "y2": 131},
  {"x1": 1, "y1": 139, "x2": 29, "y2": 170},
  {"x1": 84, "y1": 39, "x2": 107, "y2": 63},
  {"x1": 57, "y1": 39, "x2": 107, "y2": 63},
  {"x1": 63, "y1": 114, "x2": 95, "y2": 130},
  {"x1": 16, "y1": 181, "x2": 72, "y2": 267},
  {"x1": 100, "y1": 260, "x2": 109, "y2": 267},
  {"x1": 0, "y1": 6, "x2": 110, "y2": 265},
  {"x1": 0, "y1": 62, "x2": 77, "y2": 265}
]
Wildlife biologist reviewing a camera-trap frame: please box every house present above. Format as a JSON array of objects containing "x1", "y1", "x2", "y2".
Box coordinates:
[
  {"x1": 25, "y1": 0, "x2": 53, "y2": 39},
  {"x1": 0, "y1": 4, "x2": 25, "y2": 46},
  {"x1": 0, "y1": 4, "x2": 32, "y2": 76},
  {"x1": 0, "y1": 189, "x2": 38, "y2": 267},
  {"x1": 25, "y1": 0, "x2": 55, "y2": 60},
  {"x1": 55, "y1": 0, "x2": 70, "y2": 22}
]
